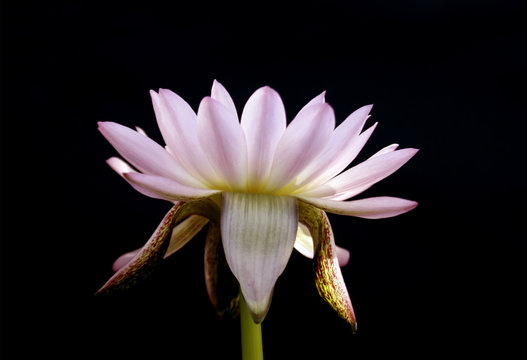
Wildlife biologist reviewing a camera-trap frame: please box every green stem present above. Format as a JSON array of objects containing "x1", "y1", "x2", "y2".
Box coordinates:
[{"x1": 240, "y1": 295, "x2": 264, "y2": 360}]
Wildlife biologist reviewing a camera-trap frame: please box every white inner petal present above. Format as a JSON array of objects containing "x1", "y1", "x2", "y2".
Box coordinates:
[{"x1": 221, "y1": 192, "x2": 298, "y2": 322}]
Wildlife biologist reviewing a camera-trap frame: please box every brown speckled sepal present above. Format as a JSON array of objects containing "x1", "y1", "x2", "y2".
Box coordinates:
[
  {"x1": 204, "y1": 222, "x2": 240, "y2": 319},
  {"x1": 298, "y1": 200, "x2": 357, "y2": 332},
  {"x1": 96, "y1": 196, "x2": 220, "y2": 295}
]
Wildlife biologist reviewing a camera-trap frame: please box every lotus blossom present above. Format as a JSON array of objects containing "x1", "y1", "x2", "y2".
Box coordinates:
[{"x1": 96, "y1": 80, "x2": 418, "y2": 330}]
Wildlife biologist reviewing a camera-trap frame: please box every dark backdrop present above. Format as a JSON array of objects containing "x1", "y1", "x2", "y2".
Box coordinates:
[{"x1": 1, "y1": 0, "x2": 525, "y2": 358}]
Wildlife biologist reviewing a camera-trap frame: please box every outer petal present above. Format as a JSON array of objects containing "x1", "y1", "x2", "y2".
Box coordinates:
[
  {"x1": 106, "y1": 157, "x2": 166, "y2": 199},
  {"x1": 298, "y1": 201, "x2": 357, "y2": 330},
  {"x1": 241, "y1": 86, "x2": 287, "y2": 190},
  {"x1": 294, "y1": 223, "x2": 350, "y2": 266},
  {"x1": 204, "y1": 222, "x2": 241, "y2": 319},
  {"x1": 98, "y1": 121, "x2": 203, "y2": 188},
  {"x1": 266, "y1": 103, "x2": 335, "y2": 192},
  {"x1": 197, "y1": 97, "x2": 249, "y2": 190},
  {"x1": 221, "y1": 192, "x2": 298, "y2": 323},
  {"x1": 300, "y1": 148, "x2": 418, "y2": 199},
  {"x1": 124, "y1": 172, "x2": 221, "y2": 202},
  {"x1": 298, "y1": 196, "x2": 418, "y2": 219}
]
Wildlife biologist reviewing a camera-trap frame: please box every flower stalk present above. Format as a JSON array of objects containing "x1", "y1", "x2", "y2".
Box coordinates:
[{"x1": 240, "y1": 294, "x2": 264, "y2": 360}]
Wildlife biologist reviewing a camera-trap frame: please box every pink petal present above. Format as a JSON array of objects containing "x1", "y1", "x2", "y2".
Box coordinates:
[
  {"x1": 298, "y1": 196, "x2": 418, "y2": 219},
  {"x1": 151, "y1": 90, "x2": 220, "y2": 186},
  {"x1": 106, "y1": 157, "x2": 166, "y2": 199},
  {"x1": 124, "y1": 172, "x2": 220, "y2": 202},
  {"x1": 98, "y1": 121, "x2": 202, "y2": 188},
  {"x1": 294, "y1": 105, "x2": 373, "y2": 189},
  {"x1": 241, "y1": 86, "x2": 287, "y2": 189},
  {"x1": 300, "y1": 148, "x2": 418, "y2": 200},
  {"x1": 265, "y1": 103, "x2": 335, "y2": 192},
  {"x1": 197, "y1": 97, "x2": 248, "y2": 190},
  {"x1": 112, "y1": 248, "x2": 141, "y2": 272},
  {"x1": 211, "y1": 80, "x2": 238, "y2": 118}
]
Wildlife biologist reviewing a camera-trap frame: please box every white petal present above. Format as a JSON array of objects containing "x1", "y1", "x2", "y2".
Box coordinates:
[
  {"x1": 370, "y1": 143, "x2": 399, "y2": 158},
  {"x1": 197, "y1": 97, "x2": 248, "y2": 190},
  {"x1": 300, "y1": 148, "x2": 418, "y2": 200},
  {"x1": 221, "y1": 192, "x2": 298, "y2": 322},
  {"x1": 298, "y1": 196, "x2": 418, "y2": 219},
  {"x1": 265, "y1": 103, "x2": 335, "y2": 192},
  {"x1": 152, "y1": 90, "x2": 221, "y2": 187},
  {"x1": 98, "y1": 121, "x2": 202, "y2": 188},
  {"x1": 293, "y1": 105, "x2": 373, "y2": 189},
  {"x1": 124, "y1": 172, "x2": 220, "y2": 202},
  {"x1": 211, "y1": 80, "x2": 238, "y2": 118},
  {"x1": 241, "y1": 86, "x2": 286, "y2": 189}
]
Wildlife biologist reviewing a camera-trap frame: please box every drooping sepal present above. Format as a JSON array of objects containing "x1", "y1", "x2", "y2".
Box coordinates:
[
  {"x1": 298, "y1": 200, "x2": 357, "y2": 331},
  {"x1": 221, "y1": 192, "x2": 298, "y2": 323},
  {"x1": 204, "y1": 222, "x2": 240, "y2": 319},
  {"x1": 96, "y1": 196, "x2": 220, "y2": 295}
]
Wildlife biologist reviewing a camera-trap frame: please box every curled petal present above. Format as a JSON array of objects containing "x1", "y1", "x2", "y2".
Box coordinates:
[
  {"x1": 96, "y1": 197, "x2": 220, "y2": 295},
  {"x1": 298, "y1": 196, "x2": 418, "y2": 219},
  {"x1": 298, "y1": 201, "x2": 357, "y2": 330},
  {"x1": 204, "y1": 222, "x2": 241, "y2": 319},
  {"x1": 221, "y1": 192, "x2": 298, "y2": 323}
]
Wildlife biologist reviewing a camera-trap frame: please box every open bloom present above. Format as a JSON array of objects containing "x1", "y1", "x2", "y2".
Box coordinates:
[{"x1": 97, "y1": 80, "x2": 418, "y2": 329}]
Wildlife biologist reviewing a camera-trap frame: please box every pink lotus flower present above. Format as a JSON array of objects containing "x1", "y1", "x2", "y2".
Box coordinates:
[{"x1": 97, "y1": 80, "x2": 418, "y2": 330}]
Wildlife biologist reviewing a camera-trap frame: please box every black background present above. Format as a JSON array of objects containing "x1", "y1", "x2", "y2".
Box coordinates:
[{"x1": 1, "y1": 0, "x2": 525, "y2": 358}]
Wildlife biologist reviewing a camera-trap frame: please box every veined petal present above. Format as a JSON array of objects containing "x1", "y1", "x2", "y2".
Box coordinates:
[
  {"x1": 294, "y1": 223, "x2": 350, "y2": 266},
  {"x1": 298, "y1": 196, "x2": 418, "y2": 219},
  {"x1": 241, "y1": 86, "x2": 286, "y2": 189},
  {"x1": 300, "y1": 148, "x2": 418, "y2": 200},
  {"x1": 96, "y1": 198, "x2": 220, "y2": 295},
  {"x1": 211, "y1": 80, "x2": 238, "y2": 118},
  {"x1": 298, "y1": 201, "x2": 357, "y2": 330},
  {"x1": 204, "y1": 222, "x2": 241, "y2": 319},
  {"x1": 293, "y1": 105, "x2": 373, "y2": 189},
  {"x1": 98, "y1": 121, "x2": 202, "y2": 188},
  {"x1": 266, "y1": 103, "x2": 335, "y2": 192},
  {"x1": 124, "y1": 172, "x2": 221, "y2": 202},
  {"x1": 151, "y1": 89, "x2": 220, "y2": 186},
  {"x1": 221, "y1": 192, "x2": 298, "y2": 323},
  {"x1": 197, "y1": 97, "x2": 249, "y2": 190}
]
